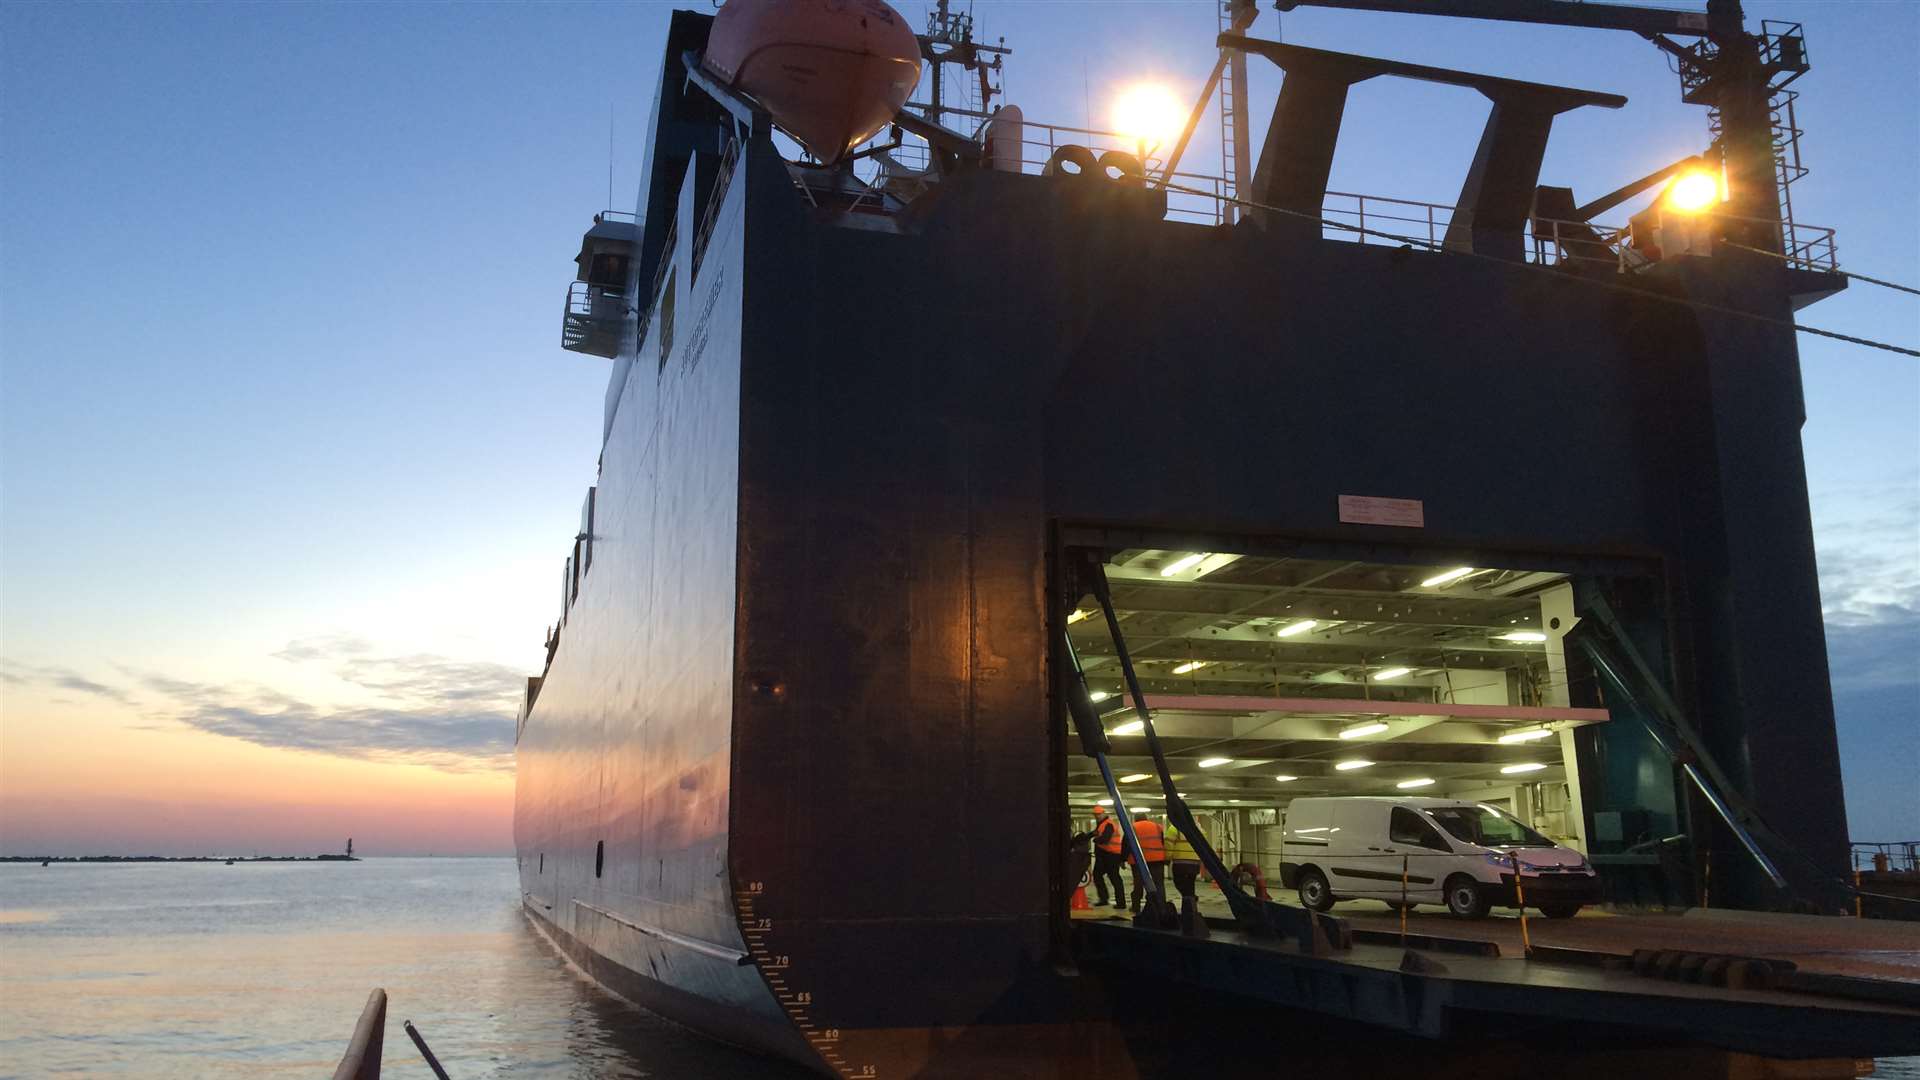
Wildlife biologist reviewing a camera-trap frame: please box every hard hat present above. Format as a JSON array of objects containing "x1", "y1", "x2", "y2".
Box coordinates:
[{"x1": 1093, "y1": 805, "x2": 1108, "y2": 815}]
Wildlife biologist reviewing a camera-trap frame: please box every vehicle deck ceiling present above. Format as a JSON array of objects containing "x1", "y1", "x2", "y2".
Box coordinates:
[{"x1": 1067, "y1": 551, "x2": 1598, "y2": 807}]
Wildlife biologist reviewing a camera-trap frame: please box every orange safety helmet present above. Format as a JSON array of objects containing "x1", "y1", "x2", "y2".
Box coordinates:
[{"x1": 1092, "y1": 805, "x2": 1109, "y2": 816}]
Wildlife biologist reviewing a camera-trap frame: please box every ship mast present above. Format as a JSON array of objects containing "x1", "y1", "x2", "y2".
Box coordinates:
[{"x1": 910, "y1": 0, "x2": 1010, "y2": 131}]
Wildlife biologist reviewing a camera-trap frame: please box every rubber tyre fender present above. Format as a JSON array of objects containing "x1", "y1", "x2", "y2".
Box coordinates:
[
  {"x1": 1042, "y1": 144, "x2": 1099, "y2": 180},
  {"x1": 1444, "y1": 874, "x2": 1491, "y2": 919},
  {"x1": 1095, "y1": 148, "x2": 1146, "y2": 186},
  {"x1": 1297, "y1": 867, "x2": 1335, "y2": 912}
]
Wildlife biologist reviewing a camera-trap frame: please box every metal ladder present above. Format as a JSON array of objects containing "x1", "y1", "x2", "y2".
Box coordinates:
[{"x1": 1217, "y1": 1, "x2": 1240, "y2": 225}]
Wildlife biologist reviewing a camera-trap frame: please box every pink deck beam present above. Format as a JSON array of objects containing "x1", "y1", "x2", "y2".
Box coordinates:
[{"x1": 1140, "y1": 694, "x2": 1610, "y2": 725}]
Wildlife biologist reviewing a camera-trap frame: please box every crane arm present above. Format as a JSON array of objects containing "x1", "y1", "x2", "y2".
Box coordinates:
[{"x1": 1273, "y1": 0, "x2": 1718, "y2": 39}]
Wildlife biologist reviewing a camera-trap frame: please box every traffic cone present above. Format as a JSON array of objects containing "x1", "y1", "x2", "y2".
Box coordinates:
[{"x1": 1071, "y1": 881, "x2": 1091, "y2": 911}]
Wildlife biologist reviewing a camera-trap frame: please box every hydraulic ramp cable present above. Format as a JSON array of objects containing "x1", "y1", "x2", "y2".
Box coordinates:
[
  {"x1": 1063, "y1": 549, "x2": 1345, "y2": 951},
  {"x1": 1720, "y1": 240, "x2": 1920, "y2": 298},
  {"x1": 1153, "y1": 178, "x2": 1920, "y2": 358}
]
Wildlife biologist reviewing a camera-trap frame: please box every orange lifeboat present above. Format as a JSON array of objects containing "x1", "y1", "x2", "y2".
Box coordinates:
[{"x1": 704, "y1": 0, "x2": 922, "y2": 165}]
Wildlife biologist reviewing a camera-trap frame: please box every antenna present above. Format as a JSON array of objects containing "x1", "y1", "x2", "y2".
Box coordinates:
[{"x1": 607, "y1": 104, "x2": 615, "y2": 210}]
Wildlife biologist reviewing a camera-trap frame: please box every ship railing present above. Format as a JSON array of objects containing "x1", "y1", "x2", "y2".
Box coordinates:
[
  {"x1": 635, "y1": 216, "x2": 678, "y2": 357},
  {"x1": 562, "y1": 280, "x2": 628, "y2": 354},
  {"x1": 1772, "y1": 218, "x2": 1838, "y2": 272},
  {"x1": 814, "y1": 121, "x2": 1841, "y2": 274},
  {"x1": 1853, "y1": 840, "x2": 1920, "y2": 874},
  {"x1": 693, "y1": 136, "x2": 741, "y2": 280}
]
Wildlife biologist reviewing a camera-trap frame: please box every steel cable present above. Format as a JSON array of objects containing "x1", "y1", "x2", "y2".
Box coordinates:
[{"x1": 1154, "y1": 179, "x2": 1920, "y2": 358}]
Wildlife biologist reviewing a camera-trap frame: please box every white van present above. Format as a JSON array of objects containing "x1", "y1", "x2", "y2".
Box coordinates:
[{"x1": 1278, "y1": 796, "x2": 1599, "y2": 919}]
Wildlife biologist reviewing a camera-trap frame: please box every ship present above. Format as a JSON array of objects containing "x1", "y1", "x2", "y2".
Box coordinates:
[{"x1": 515, "y1": 2, "x2": 1920, "y2": 1076}]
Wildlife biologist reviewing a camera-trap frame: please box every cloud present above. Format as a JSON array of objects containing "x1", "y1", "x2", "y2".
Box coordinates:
[
  {"x1": 1811, "y1": 480, "x2": 1920, "y2": 693},
  {"x1": 271, "y1": 634, "x2": 374, "y2": 664},
  {"x1": 11, "y1": 644, "x2": 522, "y2": 774},
  {"x1": 133, "y1": 643, "x2": 524, "y2": 772},
  {"x1": 0, "y1": 660, "x2": 134, "y2": 705}
]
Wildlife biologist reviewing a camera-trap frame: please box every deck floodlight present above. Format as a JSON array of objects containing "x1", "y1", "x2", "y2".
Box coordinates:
[
  {"x1": 1372, "y1": 667, "x2": 1411, "y2": 681},
  {"x1": 1665, "y1": 170, "x2": 1722, "y2": 213},
  {"x1": 1340, "y1": 722, "x2": 1389, "y2": 739},
  {"x1": 1112, "y1": 82, "x2": 1183, "y2": 152},
  {"x1": 1498, "y1": 727, "x2": 1555, "y2": 744},
  {"x1": 1198, "y1": 757, "x2": 1232, "y2": 768},
  {"x1": 1334, "y1": 759, "x2": 1373, "y2": 771},
  {"x1": 1172, "y1": 660, "x2": 1208, "y2": 675},
  {"x1": 1119, "y1": 773, "x2": 1151, "y2": 783},
  {"x1": 1277, "y1": 619, "x2": 1318, "y2": 638},
  {"x1": 1110, "y1": 719, "x2": 1145, "y2": 735},
  {"x1": 1396, "y1": 778, "x2": 1436, "y2": 789},
  {"x1": 1420, "y1": 566, "x2": 1476, "y2": 588},
  {"x1": 1501, "y1": 763, "x2": 1548, "y2": 774}
]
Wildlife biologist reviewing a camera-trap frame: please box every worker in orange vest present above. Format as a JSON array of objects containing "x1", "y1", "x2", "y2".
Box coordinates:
[
  {"x1": 1128, "y1": 809, "x2": 1168, "y2": 913},
  {"x1": 1090, "y1": 806, "x2": 1125, "y2": 910}
]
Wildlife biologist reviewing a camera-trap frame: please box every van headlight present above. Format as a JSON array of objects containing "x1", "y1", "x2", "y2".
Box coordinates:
[{"x1": 1483, "y1": 852, "x2": 1513, "y2": 868}]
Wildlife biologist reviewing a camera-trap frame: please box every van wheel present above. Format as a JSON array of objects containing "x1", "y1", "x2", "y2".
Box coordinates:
[
  {"x1": 1297, "y1": 868, "x2": 1334, "y2": 912},
  {"x1": 1444, "y1": 875, "x2": 1490, "y2": 919},
  {"x1": 1540, "y1": 903, "x2": 1582, "y2": 919}
]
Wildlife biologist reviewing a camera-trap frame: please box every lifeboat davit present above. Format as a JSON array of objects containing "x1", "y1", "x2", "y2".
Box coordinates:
[{"x1": 704, "y1": 0, "x2": 923, "y2": 165}]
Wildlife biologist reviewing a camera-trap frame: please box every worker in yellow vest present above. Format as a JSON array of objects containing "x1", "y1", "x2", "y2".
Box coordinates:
[
  {"x1": 1166, "y1": 819, "x2": 1209, "y2": 938},
  {"x1": 1090, "y1": 806, "x2": 1125, "y2": 910},
  {"x1": 1128, "y1": 810, "x2": 1167, "y2": 913}
]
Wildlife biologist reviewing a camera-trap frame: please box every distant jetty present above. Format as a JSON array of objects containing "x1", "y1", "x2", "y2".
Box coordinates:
[{"x1": 2, "y1": 854, "x2": 360, "y2": 864}]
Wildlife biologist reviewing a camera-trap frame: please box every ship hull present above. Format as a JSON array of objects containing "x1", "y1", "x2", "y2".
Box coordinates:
[{"x1": 511, "y1": 13, "x2": 1898, "y2": 1076}]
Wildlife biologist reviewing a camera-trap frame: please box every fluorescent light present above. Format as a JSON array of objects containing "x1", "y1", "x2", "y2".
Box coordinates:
[
  {"x1": 1497, "y1": 728, "x2": 1554, "y2": 744},
  {"x1": 1334, "y1": 759, "x2": 1373, "y2": 771},
  {"x1": 1171, "y1": 660, "x2": 1208, "y2": 675},
  {"x1": 1497, "y1": 631, "x2": 1547, "y2": 643},
  {"x1": 1089, "y1": 690, "x2": 1110, "y2": 703},
  {"x1": 1066, "y1": 608, "x2": 1092, "y2": 624},
  {"x1": 1119, "y1": 773, "x2": 1151, "y2": 783},
  {"x1": 1097, "y1": 798, "x2": 1114, "y2": 806},
  {"x1": 1198, "y1": 757, "x2": 1232, "y2": 768},
  {"x1": 1372, "y1": 667, "x2": 1411, "y2": 681},
  {"x1": 1501, "y1": 762, "x2": 1548, "y2": 774},
  {"x1": 1160, "y1": 552, "x2": 1207, "y2": 577},
  {"x1": 1276, "y1": 619, "x2": 1318, "y2": 638},
  {"x1": 1273, "y1": 774, "x2": 1298, "y2": 782},
  {"x1": 1340, "y1": 721, "x2": 1389, "y2": 739},
  {"x1": 1396, "y1": 778, "x2": 1435, "y2": 789},
  {"x1": 1111, "y1": 720, "x2": 1144, "y2": 736},
  {"x1": 1420, "y1": 567, "x2": 1475, "y2": 588}
]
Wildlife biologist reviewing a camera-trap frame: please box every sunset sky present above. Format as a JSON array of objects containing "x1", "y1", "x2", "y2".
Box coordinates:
[{"x1": 2, "y1": 1, "x2": 1914, "y2": 855}]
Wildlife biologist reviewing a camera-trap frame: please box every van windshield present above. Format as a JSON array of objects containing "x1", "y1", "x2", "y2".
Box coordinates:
[{"x1": 1427, "y1": 805, "x2": 1554, "y2": 849}]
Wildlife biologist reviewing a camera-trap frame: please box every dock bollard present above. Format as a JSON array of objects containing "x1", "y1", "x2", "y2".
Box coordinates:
[{"x1": 404, "y1": 1020, "x2": 453, "y2": 1080}]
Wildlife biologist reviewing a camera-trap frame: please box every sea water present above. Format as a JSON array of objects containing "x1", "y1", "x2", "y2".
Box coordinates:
[
  {"x1": 3, "y1": 858, "x2": 1913, "y2": 1078},
  {"x1": 0, "y1": 857, "x2": 808, "y2": 1078}
]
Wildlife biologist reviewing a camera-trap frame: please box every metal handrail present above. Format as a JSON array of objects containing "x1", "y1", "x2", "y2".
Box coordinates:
[
  {"x1": 693, "y1": 137, "x2": 740, "y2": 279},
  {"x1": 635, "y1": 218, "x2": 677, "y2": 354},
  {"x1": 798, "y1": 115, "x2": 1841, "y2": 274}
]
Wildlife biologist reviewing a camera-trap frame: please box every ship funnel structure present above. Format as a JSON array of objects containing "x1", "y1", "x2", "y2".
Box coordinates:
[
  {"x1": 562, "y1": 213, "x2": 640, "y2": 358},
  {"x1": 702, "y1": 0, "x2": 922, "y2": 165}
]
